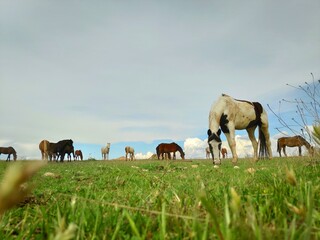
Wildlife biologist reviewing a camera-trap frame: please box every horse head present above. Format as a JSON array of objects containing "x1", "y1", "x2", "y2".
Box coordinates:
[
  {"x1": 309, "y1": 146, "x2": 315, "y2": 156},
  {"x1": 207, "y1": 128, "x2": 222, "y2": 164}
]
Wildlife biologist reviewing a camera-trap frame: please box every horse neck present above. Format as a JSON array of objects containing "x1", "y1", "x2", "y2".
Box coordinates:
[
  {"x1": 301, "y1": 138, "x2": 311, "y2": 149},
  {"x1": 175, "y1": 145, "x2": 183, "y2": 154},
  {"x1": 209, "y1": 99, "x2": 226, "y2": 132}
]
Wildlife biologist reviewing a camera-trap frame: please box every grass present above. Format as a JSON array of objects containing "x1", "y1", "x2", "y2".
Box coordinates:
[{"x1": 0, "y1": 157, "x2": 319, "y2": 239}]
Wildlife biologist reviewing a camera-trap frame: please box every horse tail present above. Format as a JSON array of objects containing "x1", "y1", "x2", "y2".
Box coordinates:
[
  {"x1": 258, "y1": 127, "x2": 268, "y2": 159},
  {"x1": 156, "y1": 145, "x2": 160, "y2": 159},
  {"x1": 276, "y1": 139, "x2": 280, "y2": 153}
]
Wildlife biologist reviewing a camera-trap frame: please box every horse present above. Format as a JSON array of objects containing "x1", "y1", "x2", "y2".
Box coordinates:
[
  {"x1": 125, "y1": 146, "x2": 135, "y2": 161},
  {"x1": 39, "y1": 139, "x2": 50, "y2": 160},
  {"x1": 0, "y1": 147, "x2": 17, "y2": 161},
  {"x1": 156, "y1": 142, "x2": 185, "y2": 160},
  {"x1": 75, "y1": 150, "x2": 83, "y2": 160},
  {"x1": 205, "y1": 147, "x2": 227, "y2": 159},
  {"x1": 64, "y1": 144, "x2": 75, "y2": 162},
  {"x1": 46, "y1": 139, "x2": 74, "y2": 162},
  {"x1": 277, "y1": 135, "x2": 314, "y2": 157},
  {"x1": 101, "y1": 143, "x2": 111, "y2": 160},
  {"x1": 207, "y1": 94, "x2": 272, "y2": 165}
]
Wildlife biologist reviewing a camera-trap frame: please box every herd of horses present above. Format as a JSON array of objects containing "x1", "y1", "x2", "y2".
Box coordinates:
[
  {"x1": 0, "y1": 94, "x2": 316, "y2": 163},
  {"x1": 38, "y1": 139, "x2": 83, "y2": 162}
]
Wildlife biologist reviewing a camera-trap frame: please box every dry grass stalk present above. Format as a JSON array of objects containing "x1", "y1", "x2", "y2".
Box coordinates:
[{"x1": 0, "y1": 161, "x2": 45, "y2": 216}]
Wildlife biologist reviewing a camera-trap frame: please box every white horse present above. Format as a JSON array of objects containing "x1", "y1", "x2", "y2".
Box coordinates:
[
  {"x1": 208, "y1": 94, "x2": 272, "y2": 165},
  {"x1": 125, "y1": 146, "x2": 135, "y2": 161},
  {"x1": 101, "y1": 143, "x2": 111, "y2": 160}
]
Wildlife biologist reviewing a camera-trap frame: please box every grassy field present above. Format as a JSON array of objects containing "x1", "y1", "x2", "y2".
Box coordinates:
[{"x1": 0, "y1": 157, "x2": 319, "y2": 239}]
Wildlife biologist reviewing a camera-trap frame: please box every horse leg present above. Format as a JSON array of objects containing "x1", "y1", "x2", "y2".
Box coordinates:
[
  {"x1": 246, "y1": 127, "x2": 258, "y2": 161},
  {"x1": 283, "y1": 147, "x2": 287, "y2": 157},
  {"x1": 298, "y1": 146, "x2": 302, "y2": 156},
  {"x1": 279, "y1": 148, "x2": 282, "y2": 157},
  {"x1": 225, "y1": 130, "x2": 237, "y2": 164}
]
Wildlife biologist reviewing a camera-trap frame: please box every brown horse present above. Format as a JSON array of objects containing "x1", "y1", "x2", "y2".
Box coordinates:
[
  {"x1": 277, "y1": 135, "x2": 314, "y2": 157},
  {"x1": 39, "y1": 139, "x2": 50, "y2": 160},
  {"x1": 156, "y1": 142, "x2": 185, "y2": 160},
  {"x1": 40, "y1": 139, "x2": 74, "y2": 161},
  {"x1": 75, "y1": 150, "x2": 83, "y2": 160},
  {"x1": 206, "y1": 147, "x2": 227, "y2": 159},
  {"x1": 221, "y1": 148, "x2": 227, "y2": 158},
  {"x1": 0, "y1": 146, "x2": 17, "y2": 161}
]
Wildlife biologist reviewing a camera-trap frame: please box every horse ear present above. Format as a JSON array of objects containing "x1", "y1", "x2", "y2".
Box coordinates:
[
  {"x1": 207, "y1": 129, "x2": 212, "y2": 136},
  {"x1": 217, "y1": 129, "x2": 221, "y2": 136}
]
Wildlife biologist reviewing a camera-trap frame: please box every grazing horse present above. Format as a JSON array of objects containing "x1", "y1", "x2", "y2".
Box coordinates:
[
  {"x1": 277, "y1": 135, "x2": 314, "y2": 157},
  {"x1": 125, "y1": 146, "x2": 135, "y2": 161},
  {"x1": 205, "y1": 147, "x2": 228, "y2": 159},
  {"x1": 39, "y1": 139, "x2": 50, "y2": 160},
  {"x1": 75, "y1": 150, "x2": 83, "y2": 160},
  {"x1": 0, "y1": 147, "x2": 17, "y2": 161},
  {"x1": 101, "y1": 143, "x2": 111, "y2": 160},
  {"x1": 207, "y1": 94, "x2": 272, "y2": 165},
  {"x1": 156, "y1": 142, "x2": 185, "y2": 160}
]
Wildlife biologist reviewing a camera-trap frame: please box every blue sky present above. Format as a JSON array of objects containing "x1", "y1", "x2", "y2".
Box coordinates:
[{"x1": 0, "y1": 0, "x2": 319, "y2": 160}]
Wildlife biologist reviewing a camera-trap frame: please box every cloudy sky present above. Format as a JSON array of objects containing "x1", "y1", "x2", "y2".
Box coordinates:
[{"x1": 1, "y1": 0, "x2": 319, "y2": 160}]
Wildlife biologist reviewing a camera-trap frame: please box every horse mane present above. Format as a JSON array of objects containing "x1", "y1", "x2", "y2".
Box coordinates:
[{"x1": 172, "y1": 142, "x2": 183, "y2": 152}]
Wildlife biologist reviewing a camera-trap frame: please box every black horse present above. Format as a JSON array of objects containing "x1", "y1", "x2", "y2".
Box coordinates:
[{"x1": 47, "y1": 139, "x2": 74, "y2": 162}]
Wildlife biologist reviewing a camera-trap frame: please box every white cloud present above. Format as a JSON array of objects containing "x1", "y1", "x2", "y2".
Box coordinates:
[
  {"x1": 135, "y1": 151, "x2": 154, "y2": 159},
  {"x1": 184, "y1": 138, "x2": 208, "y2": 159}
]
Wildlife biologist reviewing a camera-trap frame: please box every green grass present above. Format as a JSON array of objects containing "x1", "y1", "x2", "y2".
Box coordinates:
[{"x1": 0, "y1": 157, "x2": 319, "y2": 239}]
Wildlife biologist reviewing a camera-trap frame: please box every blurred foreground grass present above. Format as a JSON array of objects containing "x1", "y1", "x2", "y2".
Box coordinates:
[{"x1": 0, "y1": 157, "x2": 319, "y2": 239}]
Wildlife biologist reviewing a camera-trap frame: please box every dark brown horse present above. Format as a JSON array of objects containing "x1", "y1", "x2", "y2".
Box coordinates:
[
  {"x1": 0, "y1": 146, "x2": 17, "y2": 161},
  {"x1": 75, "y1": 150, "x2": 83, "y2": 160},
  {"x1": 277, "y1": 135, "x2": 314, "y2": 157},
  {"x1": 156, "y1": 142, "x2": 185, "y2": 160},
  {"x1": 64, "y1": 145, "x2": 75, "y2": 162},
  {"x1": 45, "y1": 139, "x2": 74, "y2": 162}
]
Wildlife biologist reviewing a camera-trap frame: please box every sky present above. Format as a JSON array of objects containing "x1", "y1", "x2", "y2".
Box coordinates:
[{"x1": 1, "y1": 0, "x2": 319, "y2": 160}]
